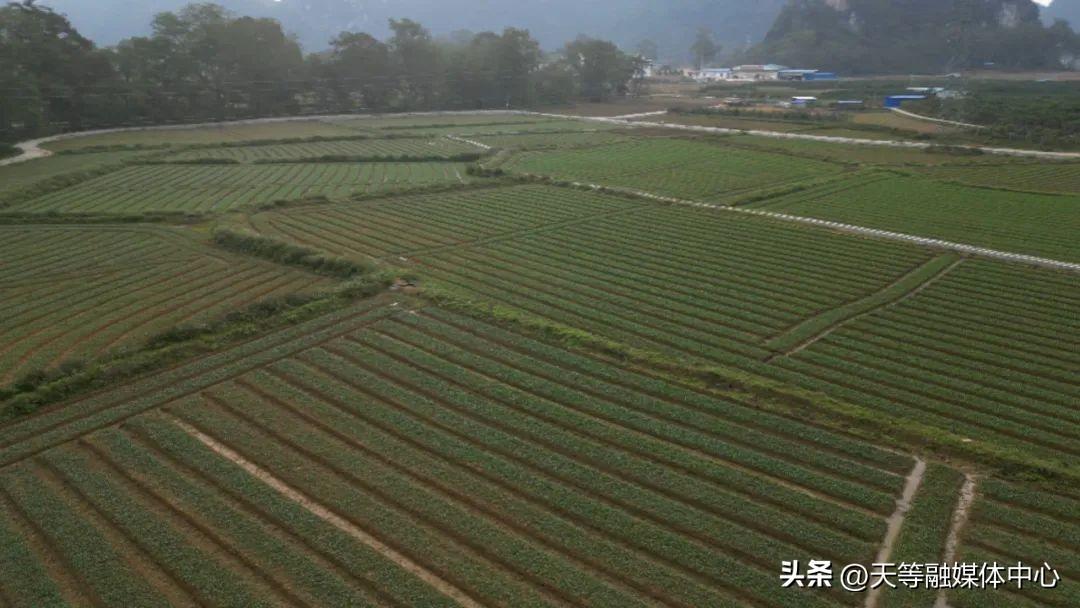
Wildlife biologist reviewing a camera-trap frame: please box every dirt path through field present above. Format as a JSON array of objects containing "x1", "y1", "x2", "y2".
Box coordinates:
[
  {"x1": 551, "y1": 112, "x2": 1080, "y2": 160},
  {"x1": 865, "y1": 457, "x2": 927, "y2": 608},
  {"x1": 1, "y1": 110, "x2": 522, "y2": 167},
  {"x1": 934, "y1": 474, "x2": 979, "y2": 608},
  {"x1": 168, "y1": 414, "x2": 486, "y2": 608}
]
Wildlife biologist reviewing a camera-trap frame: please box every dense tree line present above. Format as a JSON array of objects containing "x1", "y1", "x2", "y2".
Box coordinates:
[{"x1": 0, "y1": 1, "x2": 644, "y2": 142}]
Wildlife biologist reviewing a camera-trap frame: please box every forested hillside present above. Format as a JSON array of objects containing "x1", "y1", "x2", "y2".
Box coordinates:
[{"x1": 746, "y1": 0, "x2": 1079, "y2": 73}]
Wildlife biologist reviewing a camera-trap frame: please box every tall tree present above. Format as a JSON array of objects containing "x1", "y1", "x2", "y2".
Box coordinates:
[
  {"x1": 327, "y1": 31, "x2": 393, "y2": 111},
  {"x1": 388, "y1": 18, "x2": 442, "y2": 109},
  {"x1": 690, "y1": 28, "x2": 719, "y2": 69},
  {"x1": 0, "y1": 0, "x2": 113, "y2": 135},
  {"x1": 562, "y1": 37, "x2": 637, "y2": 102}
]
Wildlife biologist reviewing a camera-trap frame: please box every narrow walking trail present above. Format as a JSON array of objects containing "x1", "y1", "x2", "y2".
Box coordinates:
[
  {"x1": 865, "y1": 458, "x2": 928, "y2": 608},
  {"x1": 169, "y1": 414, "x2": 487, "y2": 608}
]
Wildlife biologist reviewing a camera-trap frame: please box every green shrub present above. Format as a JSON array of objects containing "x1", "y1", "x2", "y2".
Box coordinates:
[{"x1": 212, "y1": 228, "x2": 373, "y2": 277}]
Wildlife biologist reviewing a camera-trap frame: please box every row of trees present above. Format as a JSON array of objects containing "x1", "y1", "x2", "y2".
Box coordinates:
[{"x1": 0, "y1": 1, "x2": 646, "y2": 142}]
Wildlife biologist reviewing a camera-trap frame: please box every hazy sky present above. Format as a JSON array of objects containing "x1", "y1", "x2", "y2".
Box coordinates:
[
  {"x1": 37, "y1": 0, "x2": 1074, "y2": 55},
  {"x1": 36, "y1": 0, "x2": 788, "y2": 55}
]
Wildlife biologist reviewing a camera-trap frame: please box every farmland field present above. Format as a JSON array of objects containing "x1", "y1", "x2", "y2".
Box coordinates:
[
  {"x1": 42, "y1": 120, "x2": 367, "y2": 152},
  {"x1": 0, "y1": 151, "x2": 149, "y2": 202},
  {"x1": 919, "y1": 162, "x2": 1080, "y2": 194},
  {"x1": 725, "y1": 134, "x2": 1034, "y2": 166},
  {"x1": 0, "y1": 300, "x2": 923, "y2": 608},
  {"x1": 473, "y1": 130, "x2": 631, "y2": 150},
  {"x1": 1, "y1": 111, "x2": 1077, "y2": 608},
  {"x1": 747, "y1": 173, "x2": 1080, "y2": 261},
  {"x1": 502, "y1": 138, "x2": 845, "y2": 201},
  {"x1": 239, "y1": 184, "x2": 652, "y2": 259},
  {"x1": 7, "y1": 162, "x2": 471, "y2": 214},
  {"x1": 0, "y1": 225, "x2": 331, "y2": 386},
  {"x1": 947, "y1": 480, "x2": 1080, "y2": 608},
  {"x1": 163, "y1": 137, "x2": 482, "y2": 162}
]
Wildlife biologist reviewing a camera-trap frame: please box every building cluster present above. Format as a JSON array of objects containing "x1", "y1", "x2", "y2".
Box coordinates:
[{"x1": 685, "y1": 65, "x2": 838, "y2": 83}]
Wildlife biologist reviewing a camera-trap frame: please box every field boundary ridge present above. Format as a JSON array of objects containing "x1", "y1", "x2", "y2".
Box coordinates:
[{"x1": 764, "y1": 254, "x2": 963, "y2": 358}]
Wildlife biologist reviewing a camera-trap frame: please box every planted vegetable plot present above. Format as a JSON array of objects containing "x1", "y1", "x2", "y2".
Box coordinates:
[
  {"x1": 43, "y1": 120, "x2": 365, "y2": 152},
  {"x1": 0, "y1": 302, "x2": 918, "y2": 608},
  {"x1": 474, "y1": 130, "x2": 630, "y2": 150},
  {"x1": 399, "y1": 198, "x2": 1078, "y2": 473},
  {"x1": 503, "y1": 138, "x2": 843, "y2": 202},
  {"x1": 772, "y1": 259, "x2": 1080, "y2": 470},
  {"x1": 748, "y1": 174, "x2": 1080, "y2": 262},
  {"x1": 244, "y1": 184, "x2": 651, "y2": 259},
  {"x1": 9, "y1": 162, "x2": 470, "y2": 214},
  {"x1": 164, "y1": 137, "x2": 481, "y2": 162},
  {"x1": 416, "y1": 203, "x2": 932, "y2": 365},
  {"x1": 0, "y1": 225, "x2": 330, "y2": 386},
  {"x1": 920, "y1": 162, "x2": 1080, "y2": 195},
  {"x1": 947, "y1": 480, "x2": 1080, "y2": 608}
]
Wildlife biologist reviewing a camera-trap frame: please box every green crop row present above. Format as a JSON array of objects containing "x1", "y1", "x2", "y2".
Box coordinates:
[
  {"x1": 764, "y1": 253, "x2": 961, "y2": 353},
  {"x1": 879, "y1": 464, "x2": 965, "y2": 608},
  {"x1": 162, "y1": 137, "x2": 479, "y2": 163},
  {"x1": 748, "y1": 174, "x2": 1080, "y2": 262},
  {"x1": 0, "y1": 301, "x2": 397, "y2": 460},
  {"x1": 0, "y1": 225, "x2": 330, "y2": 390},
  {"x1": 248, "y1": 184, "x2": 649, "y2": 259},
  {"x1": 503, "y1": 137, "x2": 845, "y2": 202},
  {"x1": 7, "y1": 162, "x2": 470, "y2": 215},
  {"x1": 920, "y1": 162, "x2": 1080, "y2": 195}
]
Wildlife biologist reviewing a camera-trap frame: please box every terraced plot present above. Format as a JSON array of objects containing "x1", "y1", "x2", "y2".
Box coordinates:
[
  {"x1": 244, "y1": 184, "x2": 1073, "y2": 471},
  {"x1": 770, "y1": 259, "x2": 1080, "y2": 472},
  {"x1": 748, "y1": 174, "x2": 1080, "y2": 262},
  {"x1": 164, "y1": 137, "x2": 481, "y2": 162},
  {"x1": 43, "y1": 120, "x2": 365, "y2": 152},
  {"x1": 242, "y1": 184, "x2": 650, "y2": 259},
  {"x1": 0, "y1": 225, "x2": 330, "y2": 385},
  {"x1": 0, "y1": 151, "x2": 147, "y2": 203},
  {"x1": 920, "y1": 162, "x2": 1080, "y2": 195},
  {"x1": 474, "y1": 130, "x2": 630, "y2": 150},
  {"x1": 8, "y1": 162, "x2": 470, "y2": 214},
  {"x1": 0, "y1": 301, "x2": 919, "y2": 608},
  {"x1": 947, "y1": 480, "x2": 1080, "y2": 608},
  {"x1": 411, "y1": 202, "x2": 932, "y2": 365},
  {"x1": 366, "y1": 119, "x2": 620, "y2": 137},
  {"x1": 503, "y1": 138, "x2": 843, "y2": 202},
  {"x1": 725, "y1": 135, "x2": 1030, "y2": 166},
  {"x1": 338, "y1": 113, "x2": 553, "y2": 131}
]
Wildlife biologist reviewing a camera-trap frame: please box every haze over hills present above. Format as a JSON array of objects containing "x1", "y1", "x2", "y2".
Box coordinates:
[
  {"x1": 746, "y1": 0, "x2": 1078, "y2": 73},
  {"x1": 1044, "y1": 0, "x2": 1080, "y2": 25},
  {"x1": 37, "y1": 0, "x2": 786, "y2": 58}
]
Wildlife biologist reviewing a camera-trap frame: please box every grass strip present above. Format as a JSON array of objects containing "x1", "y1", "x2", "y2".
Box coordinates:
[
  {"x1": 0, "y1": 272, "x2": 394, "y2": 421},
  {"x1": 765, "y1": 253, "x2": 961, "y2": 354},
  {"x1": 212, "y1": 228, "x2": 372, "y2": 277}
]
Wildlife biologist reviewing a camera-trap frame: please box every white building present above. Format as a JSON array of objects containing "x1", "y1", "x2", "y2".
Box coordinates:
[
  {"x1": 730, "y1": 64, "x2": 788, "y2": 81},
  {"x1": 692, "y1": 68, "x2": 733, "y2": 82}
]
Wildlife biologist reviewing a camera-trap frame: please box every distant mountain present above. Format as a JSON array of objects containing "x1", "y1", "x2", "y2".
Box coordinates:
[
  {"x1": 744, "y1": 0, "x2": 1078, "y2": 73},
  {"x1": 38, "y1": 0, "x2": 786, "y2": 59}
]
